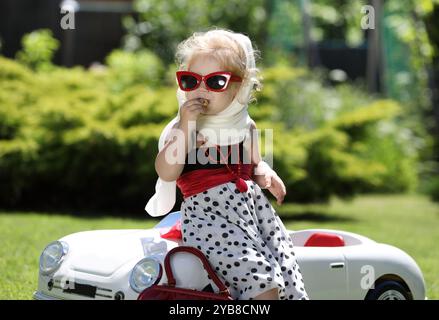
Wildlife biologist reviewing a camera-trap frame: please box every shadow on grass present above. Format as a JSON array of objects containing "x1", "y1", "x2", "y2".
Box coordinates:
[
  {"x1": 0, "y1": 205, "x2": 160, "y2": 222},
  {"x1": 1, "y1": 205, "x2": 357, "y2": 224},
  {"x1": 278, "y1": 210, "x2": 357, "y2": 223}
]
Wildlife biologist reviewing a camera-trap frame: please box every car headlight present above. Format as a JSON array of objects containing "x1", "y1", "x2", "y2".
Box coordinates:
[
  {"x1": 129, "y1": 257, "x2": 162, "y2": 293},
  {"x1": 39, "y1": 241, "x2": 69, "y2": 275}
]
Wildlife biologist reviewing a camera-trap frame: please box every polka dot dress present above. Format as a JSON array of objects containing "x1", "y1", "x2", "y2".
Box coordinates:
[{"x1": 180, "y1": 179, "x2": 309, "y2": 300}]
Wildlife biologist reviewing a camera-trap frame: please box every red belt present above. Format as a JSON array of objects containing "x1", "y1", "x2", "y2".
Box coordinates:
[{"x1": 176, "y1": 164, "x2": 255, "y2": 199}]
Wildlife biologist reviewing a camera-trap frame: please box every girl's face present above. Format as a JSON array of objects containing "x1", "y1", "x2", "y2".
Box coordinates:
[{"x1": 185, "y1": 54, "x2": 241, "y2": 115}]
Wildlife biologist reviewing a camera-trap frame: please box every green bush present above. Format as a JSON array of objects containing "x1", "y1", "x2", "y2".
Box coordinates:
[
  {"x1": 252, "y1": 65, "x2": 419, "y2": 200},
  {"x1": 15, "y1": 29, "x2": 59, "y2": 72},
  {"x1": 0, "y1": 55, "x2": 169, "y2": 212},
  {"x1": 105, "y1": 49, "x2": 165, "y2": 91},
  {"x1": 255, "y1": 65, "x2": 375, "y2": 129}
]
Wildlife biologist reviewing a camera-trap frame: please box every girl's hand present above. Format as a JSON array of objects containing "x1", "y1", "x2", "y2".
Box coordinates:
[
  {"x1": 180, "y1": 98, "x2": 209, "y2": 125},
  {"x1": 254, "y1": 167, "x2": 287, "y2": 205}
]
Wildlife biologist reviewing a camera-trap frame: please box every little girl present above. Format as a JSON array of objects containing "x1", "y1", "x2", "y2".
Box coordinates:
[{"x1": 146, "y1": 28, "x2": 308, "y2": 300}]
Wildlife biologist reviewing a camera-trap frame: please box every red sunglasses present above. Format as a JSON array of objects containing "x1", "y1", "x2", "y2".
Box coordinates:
[{"x1": 176, "y1": 71, "x2": 242, "y2": 92}]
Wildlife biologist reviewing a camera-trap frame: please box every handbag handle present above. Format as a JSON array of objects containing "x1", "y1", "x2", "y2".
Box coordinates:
[{"x1": 164, "y1": 246, "x2": 231, "y2": 296}]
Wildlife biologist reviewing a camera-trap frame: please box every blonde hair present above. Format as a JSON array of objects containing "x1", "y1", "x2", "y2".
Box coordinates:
[{"x1": 175, "y1": 27, "x2": 263, "y2": 105}]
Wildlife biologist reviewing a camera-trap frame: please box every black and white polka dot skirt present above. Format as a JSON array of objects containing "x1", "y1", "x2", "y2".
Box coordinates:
[{"x1": 180, "y1": 179, "x2": 309, "y2": 300}]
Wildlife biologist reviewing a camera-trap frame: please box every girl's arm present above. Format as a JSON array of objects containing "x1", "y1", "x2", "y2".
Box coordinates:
[
  {"x1": 250, "y1": 119, "x2": 262, "y2": 166},
  {"x1": 155, "y1": 98, "x2": 207, "y2": 181},
  {"x1": 250, "y1": 120, "x2": 287, "y2": 205},
  {"x1": 154, "y1": 121, "x2": 194, "y2": 181}
]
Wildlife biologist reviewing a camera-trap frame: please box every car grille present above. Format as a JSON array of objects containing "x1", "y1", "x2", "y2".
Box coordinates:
[{"x1": 51, "y1": 278, "x2": 113, "y2": 299}]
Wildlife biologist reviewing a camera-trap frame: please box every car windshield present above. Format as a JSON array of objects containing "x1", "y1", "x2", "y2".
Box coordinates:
[{"x1": 153, "y1": 211, "x2": 181, "y2": 229}]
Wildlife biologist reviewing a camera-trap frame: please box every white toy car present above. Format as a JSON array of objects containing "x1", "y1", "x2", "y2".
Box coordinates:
[{"x1": 34, "y1": 210, "x2": 426, "y2": 300}]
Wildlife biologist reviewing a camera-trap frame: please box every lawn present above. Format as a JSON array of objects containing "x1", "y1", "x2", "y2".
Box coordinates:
[{"x1": 0, "y1": 194, "x2": 438, "y2": 300}]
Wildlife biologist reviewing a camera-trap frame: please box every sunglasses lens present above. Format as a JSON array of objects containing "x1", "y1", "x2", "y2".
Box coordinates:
[
  {"x1": 180, "y1": 75, "x2": 198, "y2": 90},
  {"x1": 206, "y1": 75, "x2": 228, "y2": 90}
]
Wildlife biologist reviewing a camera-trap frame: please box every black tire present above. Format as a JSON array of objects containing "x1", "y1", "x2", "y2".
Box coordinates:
[{"x1": 365, "y1": 280, "x2": 412, "y2": 300}]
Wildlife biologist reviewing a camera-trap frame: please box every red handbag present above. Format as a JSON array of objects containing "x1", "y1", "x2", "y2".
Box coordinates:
[{"x1": 137, "y1": 246, "x2": 234, "y2": 300}]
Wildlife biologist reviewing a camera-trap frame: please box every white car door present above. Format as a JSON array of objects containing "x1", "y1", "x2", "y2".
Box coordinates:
[{"x1": 295, "y1": 247, "x2": 348, "y2": 300}]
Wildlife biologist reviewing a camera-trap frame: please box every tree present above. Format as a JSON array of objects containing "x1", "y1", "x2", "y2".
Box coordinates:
[{"x1": 122, "y1": 0, "x2": 269, "y2": 66}]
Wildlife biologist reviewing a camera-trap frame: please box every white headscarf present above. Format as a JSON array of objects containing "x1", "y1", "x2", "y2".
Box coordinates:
[{"x1": 145, "y1": 30, "x2": 258, "y2": 217}]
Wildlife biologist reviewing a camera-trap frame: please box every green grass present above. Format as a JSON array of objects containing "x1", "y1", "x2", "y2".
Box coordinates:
[{"x1": 0, "y1": 194, "x2": 438, "y2": 299}]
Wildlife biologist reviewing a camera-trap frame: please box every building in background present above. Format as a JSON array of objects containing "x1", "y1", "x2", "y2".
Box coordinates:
[{"x1": 0, "y1": 0, "x2": 134, "y2": 67}]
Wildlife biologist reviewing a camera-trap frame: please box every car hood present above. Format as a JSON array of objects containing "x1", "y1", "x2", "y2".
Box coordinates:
[{"x1": 59, "y1": 229, "x2": 176, "y2": 277}]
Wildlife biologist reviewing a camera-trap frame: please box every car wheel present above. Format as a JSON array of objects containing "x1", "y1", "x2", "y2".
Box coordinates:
[{"x1": 365, "y1": 280, "x2": 412, "y2": 300}]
